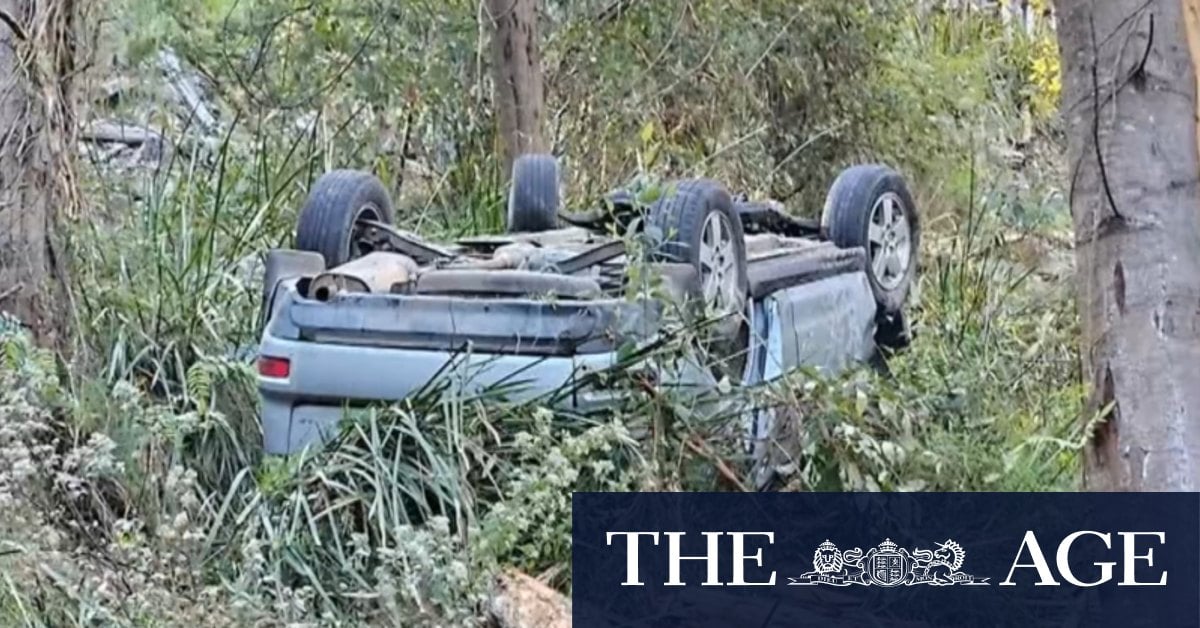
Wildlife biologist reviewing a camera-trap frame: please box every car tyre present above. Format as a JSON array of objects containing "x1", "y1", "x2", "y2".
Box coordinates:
[
  {"x1": 296, "y1": 170, "x2": 395, "y2": 268},
  {"x1": 648, "y1": 180, "x2": 749, "y2": 376},
  {"x1": 821, "y1": 164, "x2": 920, "y2": 316},
  {"x1": 507, "y1": 154, "x2": 561, "y2": 233},
  {"x1": 649, "y1": 179, "x2": 749, "y2": 320}
]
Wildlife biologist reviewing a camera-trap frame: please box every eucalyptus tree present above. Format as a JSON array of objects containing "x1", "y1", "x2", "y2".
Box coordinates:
[{"x1": 1056, "y1": 0, "x2": 1200, "y2": 490}]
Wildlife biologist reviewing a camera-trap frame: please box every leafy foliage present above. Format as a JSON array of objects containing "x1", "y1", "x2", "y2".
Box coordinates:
[{"x1": 0, "y1": 0, "x2": 1077, "y2": 624}]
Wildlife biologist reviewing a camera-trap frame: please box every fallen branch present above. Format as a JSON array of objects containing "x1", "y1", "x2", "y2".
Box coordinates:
[
  {"x1": 596, "y1": 0, "x2": 639, "y2": 23},
  {"x1": 158, "y1": 49, "x2": 218, "y2": 133},
  {"x1": 0, "y1": 283, "x2": 24, "y2": 303},
  {"x1": 81, "y1": 121, "x2": 165, "y2": 146},
  {"x1": 685, "y1": 435, "x2": 751, "y2": 492}
]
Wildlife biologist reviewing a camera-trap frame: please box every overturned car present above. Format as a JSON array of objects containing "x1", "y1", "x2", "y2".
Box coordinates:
[{"x1": 256, "y1": 155, "x2": 920, "y2": 457}]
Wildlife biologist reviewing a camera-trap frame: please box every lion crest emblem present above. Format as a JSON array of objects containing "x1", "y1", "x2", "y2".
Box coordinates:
[{"x1": 789, "y1": 538, "x2": 988, "y2": 587}]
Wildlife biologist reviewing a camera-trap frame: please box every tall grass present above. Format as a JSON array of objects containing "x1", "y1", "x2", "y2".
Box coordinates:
[
  {"x1": 70, "y1": 116, "x2": 330, "y2": 499},
  {"x1": 0, "y1": 1, "x2": 1085, "y2": 624}
]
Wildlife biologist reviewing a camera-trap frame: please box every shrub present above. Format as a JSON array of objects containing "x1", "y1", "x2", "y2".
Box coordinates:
[{"x1": 0, "y1": 0, "x2": 1077, "y2": 624}]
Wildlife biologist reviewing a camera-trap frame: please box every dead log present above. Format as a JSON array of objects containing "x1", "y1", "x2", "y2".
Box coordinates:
[
  {"x1": 82, "y1": 120, "x2": 165, "y2": 146},
  {"x1": 157, "y1": 48, "x2": 218, "y2": 133}
]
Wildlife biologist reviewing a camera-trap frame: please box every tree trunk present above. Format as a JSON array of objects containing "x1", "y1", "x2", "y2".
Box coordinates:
[
  {"x1": 487, "y1": 0, "x2": 545, "y2": 180},
  {"x1": 0, "y1": 0, "x2": 78, "y2": 349},
  {"x1": 1056, "y1": 0, "x2": 1200, "y2": 490}
]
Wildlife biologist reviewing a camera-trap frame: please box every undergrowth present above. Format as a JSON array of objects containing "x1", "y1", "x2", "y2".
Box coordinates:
[{"x1": 0, "y1": 1, "x2": 1078, "y2": 625}]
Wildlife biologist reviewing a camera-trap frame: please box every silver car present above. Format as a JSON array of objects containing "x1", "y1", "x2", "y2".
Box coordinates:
[{"x1": 256, "y1": 156, "x2": 919, "y2": 457}]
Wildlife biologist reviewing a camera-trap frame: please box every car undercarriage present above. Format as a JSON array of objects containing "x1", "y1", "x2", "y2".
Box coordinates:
[{"x1": 256, "y1": 156, "x2": 920, "y2": 468}]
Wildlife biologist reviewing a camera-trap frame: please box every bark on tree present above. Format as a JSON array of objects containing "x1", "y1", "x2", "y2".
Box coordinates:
[
  {"x1": 1056, "y1": 0, "x2": 1200, "y2": 490},
  {"x1": 487, "y1": 0, "x2": 546, "y2": 180},
  {"x1": 0, "y1": 0, "x2": 78, "y2": 349}
]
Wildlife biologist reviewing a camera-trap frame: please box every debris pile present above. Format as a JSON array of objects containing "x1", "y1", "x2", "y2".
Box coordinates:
[{"x1": 81, "y1": 48, "x2": 220, "y2": 170}]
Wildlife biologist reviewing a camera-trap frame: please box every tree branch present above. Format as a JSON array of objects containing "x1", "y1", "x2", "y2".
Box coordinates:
[
  {"x1": 596, "y1": 0, "x2": 640, "y2": 24},
  {"x1": 1132, "y1": 13, "x2": 1154, "y2": 80},
  {"x1": 0, "y1": 283, "x2": 23, "y2": 303},
  {"x1": 1090, "y1": 12, "x2": 1125, "y2": 222},
  {"x1": 0, "y1": 7, "x2": 27, "y2": 41}
]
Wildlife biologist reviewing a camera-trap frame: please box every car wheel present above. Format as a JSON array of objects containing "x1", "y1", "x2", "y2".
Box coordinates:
[
  {"x1": 648, "y1": 179, "x2": 749, "y2": 343},
  {"x1": 507, "y1": 153, "x2": 560, "y2": 233},
  {"x1": 821, "y1": 164, "x2": 920, "y2": 315},
  {"x1": 296, "y1": 170, "x2": 395, "y2": 268}
]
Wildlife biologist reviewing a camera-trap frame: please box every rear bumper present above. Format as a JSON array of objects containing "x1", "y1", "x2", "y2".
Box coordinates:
[
  {"x1": 255, "y1": 261, "x2": 881, "y2": 456},
  {"x1": 258, "y1": 334, "x2": 624, "y2": 454}
]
